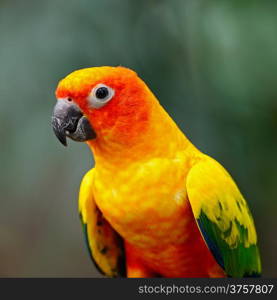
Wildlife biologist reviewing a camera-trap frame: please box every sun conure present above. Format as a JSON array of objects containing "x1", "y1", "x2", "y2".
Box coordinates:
[{"x1": 52, "y1": 66, "x2": 261, "y2": 277}]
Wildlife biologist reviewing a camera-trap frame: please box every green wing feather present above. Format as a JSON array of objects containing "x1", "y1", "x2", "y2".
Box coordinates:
[
  {"x1": 79, "y1": 169, "x2": 125, "y2": 277},
  {"x1": 186, "y1": 157, "x2": 261, "y2": 277}
]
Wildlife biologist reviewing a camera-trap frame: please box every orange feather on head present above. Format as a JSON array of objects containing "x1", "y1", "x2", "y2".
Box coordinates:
[
  {"x1": 55, "y1": 66, "x2": 188, "y2": 166},
  {"x1": 56, "y1": 66, "x2": 152, "y2": 147}
]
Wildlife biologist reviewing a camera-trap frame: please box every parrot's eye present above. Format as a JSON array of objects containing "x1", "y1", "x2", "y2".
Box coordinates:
[
  {"x1": 88, "y1": 84, "x2": 115, "y2": 109},
  {"x1": 95, "y1": 87, "x2": 109, "y2": 99}
]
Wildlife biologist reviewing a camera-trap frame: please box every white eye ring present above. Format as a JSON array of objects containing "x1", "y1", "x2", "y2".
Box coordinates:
[{"x1": 88, "y1": 83, "x2": 115, "y2": 109}]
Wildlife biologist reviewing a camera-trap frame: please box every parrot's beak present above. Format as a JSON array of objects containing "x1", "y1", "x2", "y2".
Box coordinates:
[{"x1": 52, "y1": 99, "x2": 96, "y2": 146}]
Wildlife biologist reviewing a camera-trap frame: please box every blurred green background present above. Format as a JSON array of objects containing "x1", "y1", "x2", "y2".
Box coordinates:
[{"x1": 0, "y1": 0, "x2": 276, "y2": 277}]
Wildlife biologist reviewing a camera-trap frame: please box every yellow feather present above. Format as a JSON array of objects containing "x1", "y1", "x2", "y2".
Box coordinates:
[{"x1": 186, "y1": 156, "x2": 257, "y2": 248}]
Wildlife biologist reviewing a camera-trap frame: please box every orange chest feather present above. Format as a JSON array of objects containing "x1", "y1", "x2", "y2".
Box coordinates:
[
  {"x1": 91, "y1": 150, "x2": 224, "y2": 277},
  {"x1": 93, "y1": 154, "x2": 194, "y2": 248}
]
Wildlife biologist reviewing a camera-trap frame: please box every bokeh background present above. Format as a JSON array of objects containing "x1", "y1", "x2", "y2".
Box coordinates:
[{"x1": 0, "y1": 0, "x2": 276, "y2": 277}]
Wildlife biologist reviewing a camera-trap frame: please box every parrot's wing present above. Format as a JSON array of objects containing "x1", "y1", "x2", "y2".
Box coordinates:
[
  {"x1": 186, "y1": 157, "x2": 261, "y2": 277},
  {"x1": 79, "y1": 169, "x2": 125, "y2": 277}
]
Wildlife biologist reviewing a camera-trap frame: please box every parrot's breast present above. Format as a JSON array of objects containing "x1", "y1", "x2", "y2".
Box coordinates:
[
  {"x1": 92, "y1": 151, "x2": 224, "y2": 277},
  {"x1": 93, "y1": 154, "x2": 191, "y2": 247}
]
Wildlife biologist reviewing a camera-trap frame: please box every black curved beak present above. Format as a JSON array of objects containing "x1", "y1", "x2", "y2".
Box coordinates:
[{"x1": 51, "y1": 99, "x2": 96, "y2": 146}]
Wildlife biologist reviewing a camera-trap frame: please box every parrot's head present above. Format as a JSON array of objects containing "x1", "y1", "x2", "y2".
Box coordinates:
[{"x1": 52, "y1": 66, "x2": 155, "y2": 152}]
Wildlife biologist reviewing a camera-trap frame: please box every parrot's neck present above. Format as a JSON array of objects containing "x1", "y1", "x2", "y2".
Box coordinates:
[{"x1": 87, "y1": 102, "x2": 195, "y2": 170}]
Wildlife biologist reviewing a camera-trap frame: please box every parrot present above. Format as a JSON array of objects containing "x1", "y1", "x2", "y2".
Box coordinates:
[{"x1": 51, "y1": 66, "x2": 261, "y2": 278}]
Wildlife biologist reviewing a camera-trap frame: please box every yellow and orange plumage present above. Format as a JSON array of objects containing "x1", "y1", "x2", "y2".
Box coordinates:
[{"x1": 53, "y1": 66, "x2": 261, "y2": 277}]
